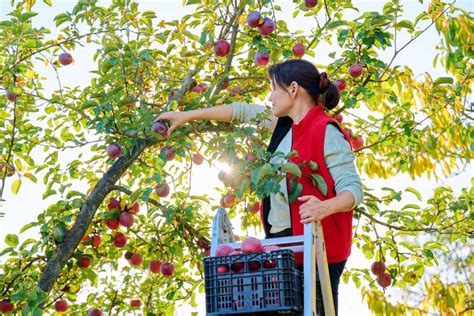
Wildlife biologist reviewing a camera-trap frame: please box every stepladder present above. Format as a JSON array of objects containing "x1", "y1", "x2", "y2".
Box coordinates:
[{"x1": 209, "y1": 207, "x2": 335, "y2": 316}]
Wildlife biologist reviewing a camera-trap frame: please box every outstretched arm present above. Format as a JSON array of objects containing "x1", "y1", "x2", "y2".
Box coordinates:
[
  {"x1": 156, "y1": 103, "x2": 277, "y2": 134},
  {"x1": 156, "y1": 104, "x2": 234, "y2": 134}
]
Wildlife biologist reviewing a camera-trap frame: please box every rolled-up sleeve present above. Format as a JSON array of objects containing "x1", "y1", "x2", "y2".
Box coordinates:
[
  {"x1": 231, "y1": 102, "x2": 277, "y2": 131},
  {"x1": 324, "y1": 124, "x2": 364, "y2": 208}
]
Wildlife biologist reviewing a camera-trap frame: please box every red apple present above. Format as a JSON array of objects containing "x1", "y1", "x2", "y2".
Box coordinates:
[
  {"x1": 215, "y1": 244, "x2": 234, "y2": 256},
  {"x1": 377, "y1": 272, "x2": 392, "y2": 288},
  {"x1": 230, "y1": 86, "x2": 241, "y2": 96},
  {"x1": 113, "y1": 232, "x2": 127, "y2": 248},
  {"x1": 161, "y1": 262, "x2": 175, "y2": 276},
  {"x1": 245, "y1": 153, "x2": 256, "y2": 162},
  {"x1": 151, "y1": 121, "x2": 168, "y2": 138},
  {"x1": 258, "y1": 18, "x2": 275, "y2": 36},
  {"x1": 91, "y1": 235, "x2": 101, "y2": 248},
  {"x1": 230, "y1": 251, "x2": 244, "y2": 272},
  {"x1": 263, "y1": 259, "x2": 277, "y2": 269},
  {"x1": 155, "y1": 183, "x2": 170, "y2": 197},
  {"x1": 130, "y1": 299, "x2": 141, "y2": 308},
  {"x1": 160, "y1": 146, "x2": 176, "y2": 161},
  {"x1": 192, "y1": 83, "x2": 208, "y2": 94},
  {"x1": 349, "y1": 63, "x2": 363, "y2": 78},
  {"x1": 106, "y1": 143, "x2": 122, "y2": 159},
  {"x1": 335, "y1": 79, "x2": 347, "y2": 91},
  {"x1": 82, "y1": 235, "x2": 90, "y2": 243},
  {"x1": 131, "y1": 253, "x2": 143, "y2": 266},
  {"x1": 107, "y1": 198, "x2": 121, "y2": 211},
  {"x1": 0, "y1": 164, "x2": 15, "y2": 177},
  {"x1": 88, "y1": 309, "x2": 102, "y2": 316},
  {"x1": 197, "y1": 239, "x2": 209, "y2": 249},
  {"x1": 58, "y1": 53, "x2": 73, "y2": 66},
  {"x1": 248, "y1": 261, "x2": 261, "y2": 271},
  {"x1": 247, "y1": 11, "x2": 261, "y2": 28},
  {"x1": 1, "y1": 299, "x2": 14, "y2": 313},
  {"x1": 78, "y1": 256, "x2": 91, "y2": 268},
  {"x1": 6, "y1": 90, "x2": 17, "y2": 102},
  {"x1": 214, "y1": 39, "x2": 230, "y2": 57},
  {"x1": 124, "y1": 251, "x2": 133, "y2": 260},
  {"x1": 119, "y1": 212, "x2": 134, "y2": 228},
  {"x1": 262, "y1": 245, "x2": 280, "y2": 252},
  {"x1": 128, "y1": 201, "x2": 139, "y2": 214},
  {"x1": 106, "y1": 218, "x2": 119, "y2": 230},
  {"x1": 222, "y1": 78, "x2": 229, "y2": 90},
  {"x1": 249, "y1": 202, "x2": 260, "y2": 214},
  {"x1": 241, "y1": 237, "x2": 263, "y2": 254},
  {"x1": 335, "y1": 113, "x2": 343, "y2": 123},
  {"x1": 217, "y1": 265, "x2": 229, "y2": 273},
  {"x1": 54, "y1": 299, "x2": 68, "y2": 312},
  {"x1": 304, "y1": 0, "x2": 318, "y2": 8},
  {"x1": 149, "y1": 260, "x2": 162, "y2": 273},
  {"x1": 371, "y1": 261, "x2": 386, "y2": 276},
  {"x1": 224, "y1": 194, "x2": 235, "y2": 205},
  {"x1": 351, "y1": 135, "x2": 364, "y2": 150},
  {"x1": 292, "y1": 44, "x2": 305, "y2": 58},
  {"x1": 254, "y1": 52, "x2": 270, "y2": 66},
  {"x1": 192, "y1": 153, "x2": 204, "y2": 165}
]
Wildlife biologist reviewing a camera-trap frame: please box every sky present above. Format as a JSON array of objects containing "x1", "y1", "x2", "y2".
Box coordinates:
[{"x1": 0, "y1": 0, "x2": 472, "y2": 315}]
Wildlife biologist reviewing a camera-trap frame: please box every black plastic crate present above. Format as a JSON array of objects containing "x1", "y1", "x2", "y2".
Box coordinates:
[{"x1": 204, "y1": 249, "x2": 303, "y2": 315}]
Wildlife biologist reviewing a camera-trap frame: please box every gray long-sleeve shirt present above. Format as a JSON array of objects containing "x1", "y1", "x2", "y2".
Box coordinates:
[{"x1": 231, "y1": 102, "x2": 363, "y2": 233}]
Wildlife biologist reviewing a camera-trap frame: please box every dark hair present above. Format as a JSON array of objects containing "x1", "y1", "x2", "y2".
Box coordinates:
[{"x1": 268, "y1": 59, "x2": 340, "y2": 110}]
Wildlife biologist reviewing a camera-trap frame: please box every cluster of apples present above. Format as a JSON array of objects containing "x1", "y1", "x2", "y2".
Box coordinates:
[
  {"x1": 4, "y1": 52, "x2": 73, "y2": 103},
  {"x1": 333, "y1": 113, "x2": 364, "y2": 150},
  {"x1": 214, "y1": 237, "x2": 281, "y2": 273},
  {"x1": 371, "y1": 261, "x2": 392, "y2": 288}
]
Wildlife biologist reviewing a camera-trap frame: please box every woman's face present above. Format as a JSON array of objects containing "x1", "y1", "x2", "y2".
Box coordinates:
[{"x1": 268, "y1": 81, "x2": 293, "y2": 117}]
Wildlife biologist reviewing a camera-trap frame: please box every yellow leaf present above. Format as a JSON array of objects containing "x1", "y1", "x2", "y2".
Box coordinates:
[
  {"x1": 26, "y1": 68, "x2": 35, "y2": 80},
  {"x1": 11, "y1": 179, "x2": 21, "y2": 195}
]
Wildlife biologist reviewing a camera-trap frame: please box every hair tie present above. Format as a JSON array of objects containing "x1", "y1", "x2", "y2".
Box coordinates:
[{"x1": 319, "y1": 72, "x2": 330, "y2": 92}]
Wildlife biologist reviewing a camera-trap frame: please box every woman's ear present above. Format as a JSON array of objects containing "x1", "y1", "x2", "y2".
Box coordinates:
[{"x1": 290, "y1": 81, "x2": 299, "y2": 95}]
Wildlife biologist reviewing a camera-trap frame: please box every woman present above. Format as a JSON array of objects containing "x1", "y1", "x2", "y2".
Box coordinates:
[{"x1": 157, "y1": 59, "x2": 363, "y2": 315}]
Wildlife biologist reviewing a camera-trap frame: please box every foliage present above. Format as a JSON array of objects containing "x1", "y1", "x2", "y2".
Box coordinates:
[{"x1": 0, "y1": 0, "x2": 472, "y2": 314}]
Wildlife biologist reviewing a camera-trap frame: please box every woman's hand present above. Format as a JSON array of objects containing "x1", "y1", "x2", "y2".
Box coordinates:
[
  {"x1": 298, "y1": 195, "x2": 333, "y2": 223},
  {"x1": 155, "y1": 111, "x2": 194, "y2": 134}
]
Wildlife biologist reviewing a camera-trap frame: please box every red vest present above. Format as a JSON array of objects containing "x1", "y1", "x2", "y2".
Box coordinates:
[{"x1": 288, "y1": 105, "x2": 353, "y2": 264}]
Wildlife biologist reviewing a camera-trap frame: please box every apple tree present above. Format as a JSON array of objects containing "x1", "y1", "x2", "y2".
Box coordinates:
[{"x1": 0, "y1": 0, "x2": 472, "y2": 314}]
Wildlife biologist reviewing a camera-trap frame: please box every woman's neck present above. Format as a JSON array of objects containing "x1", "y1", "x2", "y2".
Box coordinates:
[{"x1": 288, "y1": 99, "x2": 316, "y2": 124}]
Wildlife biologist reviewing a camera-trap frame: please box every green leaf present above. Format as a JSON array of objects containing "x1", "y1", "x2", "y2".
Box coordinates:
[
  {"x1": 280, "y1": 162, "x2": 301, "y2": 178},
  {"x1": 433, "y1": 77, "x2": 453, "y2": 86},
  {"x1": 309, "y1": 174, "x2": 328, "y2": 196},
  {"x1": 395, "y1": 20, "x2": 413, "y2": 30},
  {"x1": 401, "y1": 204, "x2": 421, "y2": 210},
  {"x1": 20, "y1": 222, "x2": 38, "y2": 233},
  {"x1": 54, "y1": 13, "x2": 72, "y2": 27},
  {"x1": 237, "y1": 177, "x2": 250, "y2": 199},
  {"x1": 42, "y1": 189, "x2": 56, "y2": 199},
  {"x1": 199, "y1": 31, "x2": 207, "y2": 45},
  {"x1": 288, "y1": 182, "x2": 303, "y2": 203},
  {"x1": 19, "y1": 12, "x2": 38, "y2": 22},
  {"x1": 338, "y1": 29, "x2": 349, "y2": 47},
  {"x1": 11, "y1": 179, "x2": 21, "y2": 195},
  {"x1": 43, "y1": 0, "x2": 52, "y2": 6},
  {"x1": 185, "y1": 0, "x2": 201, "y2": 5},
  {"x1": 255, "y1": 163, "x2": 273, "y2": 182},
  {"x1": 309, "y1": 161, "x2": 319, "y2": 172},
  {"x1": 405, "y1": 187, "x2": 422, "y2": 201},
  {"x1": 5, "y1": 234, "x2": 19, "y2": 247}
]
